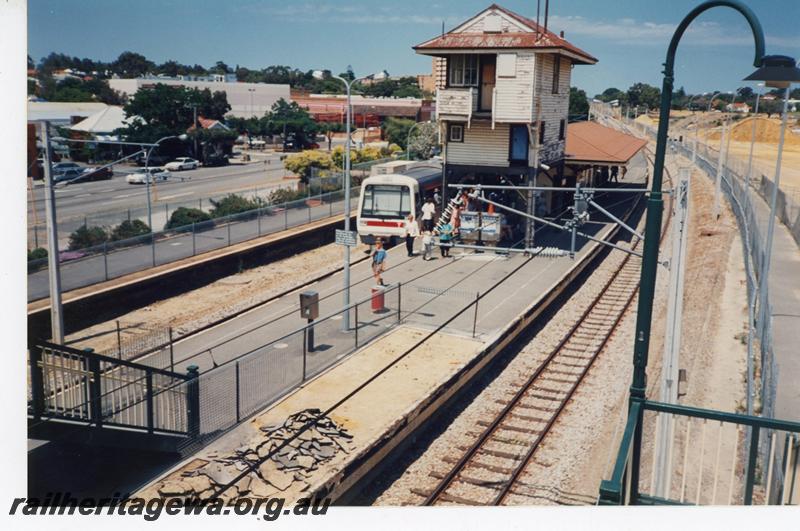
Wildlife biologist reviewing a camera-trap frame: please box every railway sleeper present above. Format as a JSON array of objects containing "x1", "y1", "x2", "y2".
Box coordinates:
[
  {"x1": 442, "y1": 454, "x2": 515, "y2": 475},
  {"x1": 429, "y1": 469, "x2": 507, "y2": 491},
  {"x1": 476, "y1": 418, "x2": 543, "y2": 434}
]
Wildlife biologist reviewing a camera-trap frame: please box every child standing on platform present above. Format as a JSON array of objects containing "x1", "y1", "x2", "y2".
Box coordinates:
[{"x1": 422, "y1": 231, "x2": 433, "y2": 261}]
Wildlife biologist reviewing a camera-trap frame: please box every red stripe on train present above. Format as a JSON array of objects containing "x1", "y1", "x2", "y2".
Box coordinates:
[{"x1": 365, "y1": 220, "x2": 404, "y2": 228}]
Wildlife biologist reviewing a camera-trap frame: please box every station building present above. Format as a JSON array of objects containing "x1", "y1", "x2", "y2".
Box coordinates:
[{"x1": 413, "y1": 3, "x2": 598, "y2": 219}]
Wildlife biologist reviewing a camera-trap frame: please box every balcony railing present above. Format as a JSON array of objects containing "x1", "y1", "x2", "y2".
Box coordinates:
[{"x1": 436, "y1": 87, "x2": 477, "y2": 126}]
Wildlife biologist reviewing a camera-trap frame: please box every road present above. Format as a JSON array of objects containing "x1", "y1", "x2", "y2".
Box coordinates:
[{"x1": 28, "y1": 153, "x2": 291, "y2": 246}]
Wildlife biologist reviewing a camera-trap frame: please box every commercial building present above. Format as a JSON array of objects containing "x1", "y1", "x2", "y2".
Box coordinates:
[{"x1": 108, "y1": 77, "x2": 291, "y2": 119}]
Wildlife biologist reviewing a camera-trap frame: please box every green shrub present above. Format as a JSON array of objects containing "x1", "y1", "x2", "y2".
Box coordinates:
[
  {"x1": 110, "y1": 219, "x2": 151, "y2": 241},
  {"x1": 165, "y1": 207, "x2": 212, "y2": 229},
  {"x1": 28, "y1": 247, "x2": 48, "y2": 262},
  {"x1": 267, "y1": 187, "x2": 307, "y2": 206},
  {"x1": 209, "y1": 194, "x2": 266, "y2": 218},
  {"x1": 68, "y1": 225, "x2": 108, "y2": 250}
]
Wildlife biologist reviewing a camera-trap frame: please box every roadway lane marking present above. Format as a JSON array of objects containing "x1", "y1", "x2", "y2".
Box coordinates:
[
  {"x1": 112, "y1": 194, "x2": 135, "y2": 199},
  {"x1": 170, "y1": 242, "x2": 183, "y2": 246},
  {"x1": 160, "y1": 192, "x2": 195, "y2": 200},
  {"x1": 74, "y1": 194, "x2": 92, "y2": 198},
  {"x1": 97, "y1": 188, "x2": 115, "y2": 192}
]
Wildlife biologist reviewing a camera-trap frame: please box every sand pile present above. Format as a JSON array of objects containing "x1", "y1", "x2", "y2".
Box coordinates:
[
  {"x1": 634, "y1": 114, "x2": 655, "y2": 126},
  {"x1": 707, "y1": 117, "x2": 800, "y2": 146}
]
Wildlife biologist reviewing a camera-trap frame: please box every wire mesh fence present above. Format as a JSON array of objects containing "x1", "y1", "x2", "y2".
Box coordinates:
[{"x1": 177, "y1": 283, "x2": 402, "y2": 455}]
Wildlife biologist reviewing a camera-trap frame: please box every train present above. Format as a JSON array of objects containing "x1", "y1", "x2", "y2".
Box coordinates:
[{"x1": 356, "y1": 160, "x2": 443, "y2": 245}]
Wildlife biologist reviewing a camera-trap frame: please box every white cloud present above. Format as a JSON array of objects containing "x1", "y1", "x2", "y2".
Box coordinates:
[
  {"x1": 548, "y1": 15, "x2": 799, "y2": 49},
  {"x1": 241, "y1": 2, "x2": 463, "y2": 25}
]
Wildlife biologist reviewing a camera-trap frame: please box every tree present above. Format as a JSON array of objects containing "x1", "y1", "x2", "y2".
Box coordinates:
[
  {"x1": 382, "y1": 117, "x2": 416, "y2": 150},
  {"x1": 569, "y1": 87, "x2": 589, "y2": 118},
  {"x1": 317, "y1": 122, "x2": 344, "y2": 151},
  {"x1": 407, "y1": 122, "x2": 438, "y2": 159},
  {"x1": 112, "y1": 51, "x2": 154, "y2": 77},
  {"x1": 283, "y1": 150, "x2": 334, "y2": 185},
  {"x1": 210, "y1": 61, "x2": 232, "y2": 75},
  {"x1": 595, "y1": 87, "x2": 627, "y2": 104},
  {"x1": 119, "y1": 84, "x2": 231, "y2": 142},
  {"x1": 263, "y1": 99, "x2": 319, "y2": 147},
  {"x1": 626, "y1": 83, "x2": 661, "y2": 111}
]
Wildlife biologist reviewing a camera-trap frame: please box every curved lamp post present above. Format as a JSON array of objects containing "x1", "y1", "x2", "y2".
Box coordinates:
[{"x1": 627, "y1": 0, "x2": 765, "y2": 502}]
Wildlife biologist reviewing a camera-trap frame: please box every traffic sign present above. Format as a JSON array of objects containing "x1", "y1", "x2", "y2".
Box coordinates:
[{"x1": 335, "y1": 229, "x2": 358, "y2": 247}]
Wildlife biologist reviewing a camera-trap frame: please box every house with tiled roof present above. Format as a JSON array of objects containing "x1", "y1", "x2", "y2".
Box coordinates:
[{"x1": 413, "y1": 3, "x2": 596, "y2": 210}]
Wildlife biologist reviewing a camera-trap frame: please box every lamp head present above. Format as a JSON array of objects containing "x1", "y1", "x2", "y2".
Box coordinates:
[
  {"x1": 745, "y1": 55, "x2": 800, "y2": 89},
  {"x1": 177, "y1": 134, "x2": 188, "y2": 141}
]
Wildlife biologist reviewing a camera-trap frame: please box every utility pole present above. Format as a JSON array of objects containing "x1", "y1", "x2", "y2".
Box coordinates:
[
  {"x1": 713, "y1": 121, "x2": 727, "y2": 219},
  {"x1": 41, "y1": 122, "x2": 65, "y2": 343},
  {"x1": 653, "y1": 166, "x2": 691, "y2": 499}
]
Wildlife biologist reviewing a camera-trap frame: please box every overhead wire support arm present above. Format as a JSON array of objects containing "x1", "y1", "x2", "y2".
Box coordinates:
[
  {"x1": 468, "y1": 192, "x2": 644, "y2": 260},
  {"x1": 587, "y1": 198, "x2": 644, "y2": 241}
]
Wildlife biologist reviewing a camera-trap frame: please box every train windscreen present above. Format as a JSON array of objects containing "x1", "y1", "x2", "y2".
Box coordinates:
[{"x1": 361, "y1": 184, "x2": 412, "y2": 219}]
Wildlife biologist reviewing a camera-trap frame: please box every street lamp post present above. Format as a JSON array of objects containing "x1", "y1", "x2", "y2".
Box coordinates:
[
  {"x1": 144, "y1": 135, "x2": 187, "y2": 230},
  {"x1": 40, "y1": 122, "x2": 65, "y2": 343},
  {"x1": 628, "y1": 0, "x2": 765, "y2": 501},
  {"x1": 313, "y1": 69, "x2": 364, "y2": 331}
]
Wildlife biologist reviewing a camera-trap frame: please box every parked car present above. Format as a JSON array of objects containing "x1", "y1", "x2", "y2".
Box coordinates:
[
  {"x1": 72, "y1": 166, "x2": 114, "y2": 183},
  {"x1": 202, "y1": 153, "x2": 229, "y2": 167},
  {"x1": 164, "y1": 157, "x2": 199, "y2": 171},
  {"x1": 125, "y1": 167, "x2": 171, "y2": 184},
  {"x1": 53, "y1": 168, "x2": 86, "y2": 184},
  {"x1": 51, "y1": 161, "x2": 82, "y2": 176}
]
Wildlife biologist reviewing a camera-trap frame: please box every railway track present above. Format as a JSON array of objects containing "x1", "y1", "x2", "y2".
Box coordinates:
[{"x1": 420, "y1": 151, "x2": 674, "y2": 506}]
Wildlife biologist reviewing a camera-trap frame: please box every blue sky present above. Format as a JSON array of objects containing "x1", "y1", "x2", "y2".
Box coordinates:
[{"x1": 28, "y1": 0, "x2": 799, "y2": 96}]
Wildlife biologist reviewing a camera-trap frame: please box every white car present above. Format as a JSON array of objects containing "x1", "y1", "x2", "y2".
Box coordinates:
[
  {"x1": 164, "y1": 157, "x2": 199, "y2": 171},
  {"x1": 126, "y1": 167, "x2": 171, "y2": 185}
]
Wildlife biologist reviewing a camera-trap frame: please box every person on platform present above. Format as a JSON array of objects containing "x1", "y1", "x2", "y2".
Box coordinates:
[
  {"x1": 371, "y1": 239, "x2": 387, "y2": 286},
  {"x1": 421, "y1": 196, "x2": 436, "y2": 232},
  {"x1": 422, "y1": 231, "x2": 434, "y2": 261},
  {"x1": 404, "y1": 213, "x2": 419, "y2": 257},
  {"x1": 438, "y1": 220, "x2": 453, "y2": 257}
]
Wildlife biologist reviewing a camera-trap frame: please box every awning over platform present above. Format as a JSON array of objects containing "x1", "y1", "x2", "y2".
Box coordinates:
[{"x1": 565, "y1": 121, "x2": 647, "y2": 166}]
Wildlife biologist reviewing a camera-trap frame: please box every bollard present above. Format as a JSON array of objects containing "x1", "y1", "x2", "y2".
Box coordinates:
[
  {"x1": 192, "y1": 223, "x2": 196, "y2": 255},
  {"x1": 103, "y1": 241, "x2": 108, "y2": 281}
]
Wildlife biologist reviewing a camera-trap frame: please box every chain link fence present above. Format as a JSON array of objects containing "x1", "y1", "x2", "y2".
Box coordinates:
[{"x1": 27, "y1": 186, "x2": 361, "y2": 301}]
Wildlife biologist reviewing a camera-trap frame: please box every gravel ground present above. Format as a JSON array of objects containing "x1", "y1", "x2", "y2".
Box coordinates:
[{"x1": 66, "y1": 242, "x2": 369, "y2": 353}]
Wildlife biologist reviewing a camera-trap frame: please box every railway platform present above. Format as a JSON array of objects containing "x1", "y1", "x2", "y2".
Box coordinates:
[{"x1": 134, "y1": 159, "x2": 649, "y2": 503}]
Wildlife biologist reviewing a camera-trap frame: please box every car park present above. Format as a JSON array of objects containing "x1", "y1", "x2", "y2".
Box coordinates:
[
  {"x1": 164, "y1": 157, "x2": 199, "y2": 171},
  {"x1": 125, "y1": 167, "x2": 171, "y2": 184}
]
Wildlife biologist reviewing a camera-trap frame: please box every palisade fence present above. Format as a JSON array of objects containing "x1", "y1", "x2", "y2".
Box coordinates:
[{"x1": 625, "y1": 115, "x2": 789, "y2": 500}]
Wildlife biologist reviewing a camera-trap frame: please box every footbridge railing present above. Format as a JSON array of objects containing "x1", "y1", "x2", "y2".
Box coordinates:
[
  {"x1": 599, "y1": 399, "x2": 800, "y2": 505},
  {"x1": 28, "y1": 341, "x2": 199, "y2": 447}
]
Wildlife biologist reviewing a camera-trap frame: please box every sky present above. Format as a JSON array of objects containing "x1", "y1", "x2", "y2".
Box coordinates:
[{"x1": 28, "y1": 0, "x2": 800, "y2": 97}]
